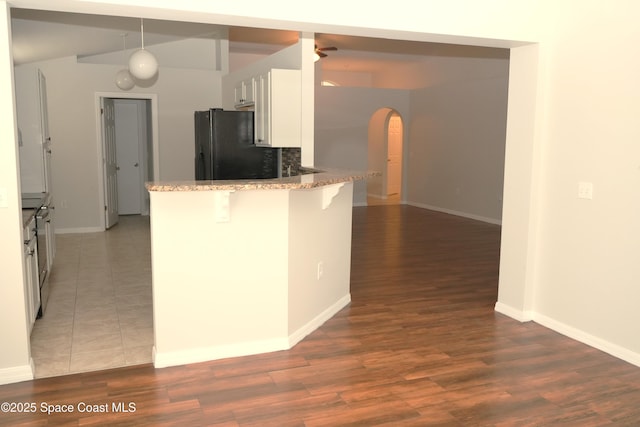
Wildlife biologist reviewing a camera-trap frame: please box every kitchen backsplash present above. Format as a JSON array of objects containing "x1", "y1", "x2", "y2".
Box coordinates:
[
  {"x1": 281, "y1": 148, "x2": 301, "y2": 176},
  {"x1": 260, "y1": 148, "x2": 279, "y2": 179}
]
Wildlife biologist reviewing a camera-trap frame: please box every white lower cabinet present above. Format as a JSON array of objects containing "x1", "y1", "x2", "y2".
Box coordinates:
[
  {"x1": 45, "y1": 205, "x2": 55, "y2": 269},
  {"x1": 23, "y1": 217, "x2": 40, "y2": 333}
]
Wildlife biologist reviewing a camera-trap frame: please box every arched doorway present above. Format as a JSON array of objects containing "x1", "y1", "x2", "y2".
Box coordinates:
[{"x1": 367, "y1": 108, "x2": 404, "y2": 205}]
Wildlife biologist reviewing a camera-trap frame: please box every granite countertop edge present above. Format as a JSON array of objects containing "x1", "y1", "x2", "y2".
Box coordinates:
[{"x1": 145, "y1": 169, "x2": 380, "y2": 192}]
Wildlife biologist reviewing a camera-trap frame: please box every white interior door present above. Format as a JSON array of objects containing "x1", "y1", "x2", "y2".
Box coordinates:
[
  {"x1": 102, "y1": 98, "x2": 119, "y2": 229},
  {"x1": 114, "y1": 100, "x2": 142, "y2": 215},
  {"x1": 37, "y1": 69, "x2": 53, "y2": 194},
  {"x1": 386, "y1": 114, "x2": 403, "y2": 196}
]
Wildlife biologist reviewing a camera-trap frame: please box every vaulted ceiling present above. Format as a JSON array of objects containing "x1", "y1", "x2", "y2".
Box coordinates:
[{"x1": 11, "y1": 8, "x2": 508, "y2": 79}]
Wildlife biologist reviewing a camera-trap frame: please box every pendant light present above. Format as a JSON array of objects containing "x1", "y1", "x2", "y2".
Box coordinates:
[
  {"x1": 129, "y1": 18, "x2": 158, "y2": 80},
  {"x1": 115, "y1": 33, "x2": 135, "y2": 90}
]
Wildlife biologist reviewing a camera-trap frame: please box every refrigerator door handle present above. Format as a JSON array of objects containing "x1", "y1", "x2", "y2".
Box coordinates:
[{"x1": 196, "y1": 151, "x2": 206, "y2": 180}]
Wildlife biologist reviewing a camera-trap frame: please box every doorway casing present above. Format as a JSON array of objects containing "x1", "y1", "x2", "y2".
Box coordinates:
[
  {"x1": 95, "y1": 92, "x2": 160, "y2": 231},
  {"x1": 367, "y1": 107, "x2": 404, "y2": 203}
]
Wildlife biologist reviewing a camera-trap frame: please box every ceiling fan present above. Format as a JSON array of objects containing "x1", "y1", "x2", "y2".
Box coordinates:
[{"x1": 314, "y1": 44, "x2": 337, "y2": 60}]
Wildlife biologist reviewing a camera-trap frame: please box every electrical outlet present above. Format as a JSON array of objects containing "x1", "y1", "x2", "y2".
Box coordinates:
[
  {"x1": 578, "y1": 182, "x2": 593, "y2": 200},
  {"x1": 317, "y1": 261, "x2": 323, "y2": 280}
]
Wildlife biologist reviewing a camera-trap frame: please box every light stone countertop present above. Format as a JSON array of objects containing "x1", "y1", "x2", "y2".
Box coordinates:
[{"x1": 145, "y1": 168, "x2": 380, "y2": 192}]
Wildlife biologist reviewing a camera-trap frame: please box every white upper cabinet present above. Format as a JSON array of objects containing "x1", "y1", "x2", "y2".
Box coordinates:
[
  {"x1": 254, "y1": 69, "x2": 301, "y2": 148},
  {"x1": 234, "y1": 77, "x2": 256, "y2": 109},
  {"x1": 15, "y1": 67, "x2": 52, "y2": 193}
]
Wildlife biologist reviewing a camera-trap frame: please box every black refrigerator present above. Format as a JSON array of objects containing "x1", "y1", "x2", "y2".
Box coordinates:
[{"x1": 194, "y1": 108, "x2": 278, "y2": 180}]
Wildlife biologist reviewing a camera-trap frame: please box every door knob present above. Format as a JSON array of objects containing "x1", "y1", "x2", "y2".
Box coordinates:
[
  {"x1": 134, "y1": 163, "x2": 139, "y2": 167},
  {"x1": 116, "y1": 166, "x2": 120, "y2": 170}
]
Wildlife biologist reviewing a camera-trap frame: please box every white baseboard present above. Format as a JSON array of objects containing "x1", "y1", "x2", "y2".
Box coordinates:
[
  {"x1": 153, "y1": 337, "x2": 290, "y2": 369},
  {"x1": 288, "y1": 293, "x2": 351, "y2": 347},
  {"x1": 56, "y1": 226, "x2": 104, "y2": 234},
  {"x1": 0, "y1": 361, "x2": 34, "y2": 385},
  {"x1": 533, "y1": 312, "x2": 640, "y2": 368},
  {"x1": 494, "y1": 301, "x2": 533, "y2": 322},
  {"x1": 495, "y1": 302, "x2": 640, "y2": 369},
  {"x1": 154, "y1": 294, "x2": 351, "y2": 369},
  {"x1": 407, "y1": 202, "x2": 502, "y2": 225}
]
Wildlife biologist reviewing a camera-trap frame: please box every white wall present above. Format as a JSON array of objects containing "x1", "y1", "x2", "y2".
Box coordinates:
[
  {"x1": 3, "y1": 0, "x2": 640, "y2": 383},
  {"x1": 0, "y1": 3, "x2": 33, "y2": 385},
  {"x1": 510, "y1": 2, "x2": 640, "y2": 361},
  {"x1": 14, "y1": 55, "x2": 219, "y2": 232},
  {"x1": 407, "y1": 71, "x2": 509, "y2": 223},
  {"x1": 150, "y1": 189, "x2": 290, "y2": 367},
  {"x1": 314, "y1": 54, "x2": 509, "y2": 218},
  {"x1": 314, "y1": 86, "x2": 411, "y2": 205},
  {"x1": 288, "y1": 183, "x2": 353, "y2": 335},
  {"x1": 150, "y1": 184, "x2": 354, "y2": 367}
]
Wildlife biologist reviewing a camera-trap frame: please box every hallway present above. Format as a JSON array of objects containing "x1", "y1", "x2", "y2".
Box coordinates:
[{"x1": 30, "y1": 215, "x2": 153, "y2": 378}]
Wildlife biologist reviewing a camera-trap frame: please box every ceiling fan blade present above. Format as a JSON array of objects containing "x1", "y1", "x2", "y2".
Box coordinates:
[
  {"x1": 317, "y1": 46, "x2": 338, "y2": 52},
  {"x1": 317, "y1": 51, "x2": 328, "y2": 58}
]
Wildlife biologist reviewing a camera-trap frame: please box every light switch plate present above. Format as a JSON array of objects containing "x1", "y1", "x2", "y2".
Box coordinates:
[{"x1": 578, "y1": 182, "x2": 593, "y2": 200}]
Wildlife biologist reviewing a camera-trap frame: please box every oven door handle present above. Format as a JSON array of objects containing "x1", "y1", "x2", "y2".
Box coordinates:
[{"x1": 36, "y1": 209, "x2": 51, "y2": 221}]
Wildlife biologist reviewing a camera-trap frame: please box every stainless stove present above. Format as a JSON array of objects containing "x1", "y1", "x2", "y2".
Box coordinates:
[{"x1": 21, "y1": 192, "x2": 52, "y2": 317}]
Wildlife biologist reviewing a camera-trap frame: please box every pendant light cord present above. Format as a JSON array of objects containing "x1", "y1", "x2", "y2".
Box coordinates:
[
  {"x1": 140, "y1": 18, "x2": 145, "y2": 49},
  {"x1": 121, "y1": 33, "x2": 127, "y2": 63}
]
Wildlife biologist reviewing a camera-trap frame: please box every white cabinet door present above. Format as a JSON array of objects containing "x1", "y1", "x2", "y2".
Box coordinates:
[
  {"x1": 270, "y1": 69, "x2": 301, "y2": 148},
  {"x1": 38, "y1": 70, "x2": 53, "y2": 193},
  {"x1": 254, "y1": 73, "x2": 269, "y2": 146},
  {"x1": 254, "y1": 69, "x2": 301, "y2": 148},
  {"x1": 45, "y1": 208, "x2": 55, "y2": 269},
  {"x1": 23, "y1": 220, "x2": 39, "y2": 333},
  {"x1": 243, "y1": 77, "x2": 255, "y2": 105},
  {"x1": 234, "y1": 77, "x2": 256, "y2": 108},
  {"x1": 15, "y1": 68, "x2": 51, "y2": 193},
  {"x1": 234, "y1": 81, "x2": 244, "y2": 106},
  {"x1": 101, "y1": 98, "x2": 119, "y2": 229}
]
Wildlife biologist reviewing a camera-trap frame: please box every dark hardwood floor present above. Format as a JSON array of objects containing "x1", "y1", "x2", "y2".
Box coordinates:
[{"x1": 2, "y1": 205, "x2": 640, "y2": 426}]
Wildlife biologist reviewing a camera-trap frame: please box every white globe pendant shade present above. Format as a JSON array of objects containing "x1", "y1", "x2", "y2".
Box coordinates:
[
  {"x1": 115, "y1": 68, "x2": 135, "y2": 90},
  {"x1": 129, "y1": 49, "x2": 158, "y2": 80}
]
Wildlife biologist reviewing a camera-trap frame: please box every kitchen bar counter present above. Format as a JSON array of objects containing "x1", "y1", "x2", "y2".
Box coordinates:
[
  {"x1": 147, "y1": 168, "x2": 375, "y2": 370},
  {"x1": 145, "y1": 168, "x2": 378, "y2": 192}
]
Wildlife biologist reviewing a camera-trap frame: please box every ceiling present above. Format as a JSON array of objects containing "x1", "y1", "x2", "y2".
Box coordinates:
[{"x1": 10, "y1": 8, "x2": 508, "y2": 72}]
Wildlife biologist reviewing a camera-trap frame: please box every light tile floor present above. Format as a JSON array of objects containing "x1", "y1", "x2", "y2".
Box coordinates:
[{"x1": 30, "y1": 215, "x2": 153, "y2": 378}]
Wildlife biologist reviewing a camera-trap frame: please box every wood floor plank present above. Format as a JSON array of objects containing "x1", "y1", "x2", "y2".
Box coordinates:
[{"x1": 1, "y1": 205, "x2": 640, "y2": 426}]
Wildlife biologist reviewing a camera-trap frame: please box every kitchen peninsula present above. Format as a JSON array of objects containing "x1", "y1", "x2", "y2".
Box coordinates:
[{"x1": 146, "y1": 169, "x2": 376, "y2": 368}]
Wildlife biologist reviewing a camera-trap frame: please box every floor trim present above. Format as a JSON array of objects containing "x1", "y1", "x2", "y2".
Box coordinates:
[
  {"x1": 0, "y1": 361, "x2": 34, "y2": 385},
  {"x1": 288, "y1": 293, "x2": 351, "y2": 347},
  {"x1": 495, "y1": 302, "x2": 640, "y2": 368},
  {"x1": 153, "y1": 294, "x2": 352, "y2": 369},
  {"x1": 408, "y1": 201, "x2": 502, "y2": 225}
]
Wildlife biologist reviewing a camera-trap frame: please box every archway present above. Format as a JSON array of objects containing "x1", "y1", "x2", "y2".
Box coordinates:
[{"x1": 367, "y1": 108, "x2": 404, "y2": 205}]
